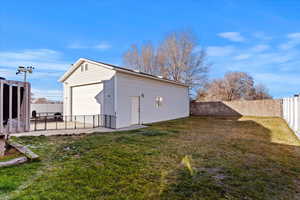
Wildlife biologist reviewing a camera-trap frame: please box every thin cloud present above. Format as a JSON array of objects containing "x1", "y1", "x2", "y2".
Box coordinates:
[
  {"x1": 94, "y1": 43, "x2": 111, "y2": 50},
  {"x1": 250, "y1": 44, "x2": 269, "y2": 52},
  {"x1": 0, "y1": 68, "x2": 62, "y2": 80},
  {"x1": 207, "y1": 36, "x2": 300, "y2": 98},
  {"x1": 234, "y1": 54, "x2": 252, "y2": 60},
  {"x1": 252, "y1": 72, "x2": 300, "y2": 97},
  {"x1": 287, "y1": 33, "x2": 300, "y2": 39},
  {"x1": 218, "y1": 32, "x2": 245, "y2": 42},
  {"x1": 253, "y1": 32, "x2": 272, "y2": 40},
  {"x1": 0, "y1": 49, "x2": 60, "y2": 61},
  {"x1": 207, "y1": 46, "x2": 235, "y2": 57},
  {"x1": 279, "y1": 32, "x2": 300, "y2": 50},
  {"x1": 68, "y1": 42, "x2": 112, "y2": 50},
  {"x1": 0, "y1": 49, "x2": 69, "y2": 71},
  {"x1": 67, "y1": 43, "x2": 88, "y2": 49}
]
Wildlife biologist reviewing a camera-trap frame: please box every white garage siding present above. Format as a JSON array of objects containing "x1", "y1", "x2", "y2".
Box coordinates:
[
  {"x1": 103, "y1": 78, "x2": 115, "y2": 116},
  {"x1": 60, "y1": 58, "x2": 190, "y2": 129},
  {"x1": 62, "y1": 60, "x2": 115, "y2": 117},
  {"x1": 71, "y1": 83, "x2": 103, "y2": 116},
  {"x1": 115, "y1": 72, "x2": 189, "y2": 128}
]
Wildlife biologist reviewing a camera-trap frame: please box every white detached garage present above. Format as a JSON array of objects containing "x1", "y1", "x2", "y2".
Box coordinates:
[{"x1": 59, "y1": 58, "x2": 190, "y2": 129}]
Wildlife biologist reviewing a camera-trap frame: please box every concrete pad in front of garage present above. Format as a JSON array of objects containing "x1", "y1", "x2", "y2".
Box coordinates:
[{"x1": 9, "y1": 125, "x2": 147, "y2": 137}]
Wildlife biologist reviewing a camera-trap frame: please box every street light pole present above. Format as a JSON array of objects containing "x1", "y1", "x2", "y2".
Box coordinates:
[{"x1": 16, "y1": 66, "x2": 34, "y2": 82}]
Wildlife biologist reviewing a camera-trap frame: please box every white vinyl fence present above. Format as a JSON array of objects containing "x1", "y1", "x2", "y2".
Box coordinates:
[
  {"x1": 283, "y1": 96, "x2": 300, "y2": 138},
  {"x1": 31, "y1": 103, "x2": 63, "y2": 117}
]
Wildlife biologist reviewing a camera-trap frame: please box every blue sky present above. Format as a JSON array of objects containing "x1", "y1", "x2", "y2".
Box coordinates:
[{"x1": 1, "y1": 0, "x2": 300, "y2": 100}]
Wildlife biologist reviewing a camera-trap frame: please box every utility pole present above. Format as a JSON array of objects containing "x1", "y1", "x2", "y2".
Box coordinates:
[{"x1": 16, "y1": 66, "x2": 34, "y2": 82}]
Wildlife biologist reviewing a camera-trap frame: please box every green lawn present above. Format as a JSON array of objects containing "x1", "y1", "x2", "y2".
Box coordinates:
[{"x1": 1, "y1": 116, "x2": 300, "y2": 200}]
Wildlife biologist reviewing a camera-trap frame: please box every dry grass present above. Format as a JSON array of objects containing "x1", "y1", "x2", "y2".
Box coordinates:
[
  {"x1": 1, "y1": 116, "x2": 300, "y2": 200},
  {"x1": 146, "y1": 116, "x2": 300, "y2": 199}
]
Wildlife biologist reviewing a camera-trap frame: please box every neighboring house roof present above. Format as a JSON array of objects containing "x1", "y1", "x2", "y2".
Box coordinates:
[{"x1": 58, "y1": 58, "x2": 188, "y2": 87}]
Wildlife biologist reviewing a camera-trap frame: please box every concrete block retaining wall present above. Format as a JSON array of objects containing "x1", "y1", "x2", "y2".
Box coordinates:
[{"x1": 191, "y1": 99, "x2": 283, "y2": 117}]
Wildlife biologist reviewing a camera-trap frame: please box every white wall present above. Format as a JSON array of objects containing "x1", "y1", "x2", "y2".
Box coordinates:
[
  {"x1": 103, "y1": 78, "x2": 115, "y2": 116},
  {"x1": 31, "y1": 104, "x2": 63, "y2": 117},
  {"x1": 62, "y1": 61, "x2": 115, "y2": 116},
  {"x1": 115, "y1": 72, "x2": 189, "y2": 128},
  {"x1": 283, "y1": 96, "x2": 300, "y2": 138},
  {"x1": 72, "y1": 83, "x2": 103, "y2": 115},
  {"x1": 61, "y1": 60, "x2": 190, "y2": 129}
]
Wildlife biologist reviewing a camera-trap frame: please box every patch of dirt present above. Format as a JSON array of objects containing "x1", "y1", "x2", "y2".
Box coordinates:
[
  {"x1": 293, "y1": 179, "x2": 300, "y2": 200},
  {"x1": 0, "y1": 146, "x2": 22, "y2": 161},
  {"x1": 196, "y1": 167, "x2": 227, "y2": 184},
  {"x1": 0, "y1": 137, "x2": 5, "y2": 156}
]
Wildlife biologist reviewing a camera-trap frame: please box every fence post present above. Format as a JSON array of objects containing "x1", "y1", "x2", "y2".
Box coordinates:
[
  {"x1": 288, "y1": 98, "x2": 291, "y2": 125},
  {"x1": 98, "y1": 115, "x2": 100, "y2": 127},
  {"x1": 109, "y1": 115, "x2": 112, "y2": 128},
  {"x1": 65, "y1": 116, "x2": 67, "y2": 130},
  {"x1": 84, "y1": 115, "x2": 85, "y2": 129},
  {"x1": 56, "y1": 116, "x2": 58, "y2": 130},
  {"x1": 293, "y1": 97, "x2": 297, "y2": 131},
  {"x1": 297, "y1": 97, "x2": 300, "y2": 136},
  {"x1": 44, "y1": 116, "x2": 47, "y2": 130},
  {"x1": 292, "y1": 98, "x2": 295, "y2": 128},
  {"x1": 286, "y1": 98, "x2": 288, "y2": 120},
  {"x1": 34, "y1": 117, "x2": 37, "y2": 131},
  {"x1": 93, "y1": 115, "x2": 95, "y2": 128},
  {"x1": 295, "y1": 97, "x2": 300, "y2": 134},
  {"x1": 74, "y1": 116, "x2": 77, "y2": 129},
  {"x1": 283, "y1": 98, "x2": 286, "y2": 119}
]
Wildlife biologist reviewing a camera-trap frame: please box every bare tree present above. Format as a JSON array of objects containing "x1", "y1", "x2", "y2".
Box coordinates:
[
  {"x1": 123, "y1": 43, "x2": 158, "y2": 75},
  {"x1": 123, "y1": 30, "x2": 210, "y2": 94},
  {"x1": 199, "y1": 79, "x2": 227, "y2": 101},
  {"x1": 198, "y1": 72, "x2": 272, "y2": 101},
  {"x1": 253, "y1": 84, "x2": 272, "y2": 100},
  {"x1": 223, "y1": 72, "x2": 254, "y2": 101},
  {"x1": 158, "y1": 31, "x2": 210, "y2": 91}
]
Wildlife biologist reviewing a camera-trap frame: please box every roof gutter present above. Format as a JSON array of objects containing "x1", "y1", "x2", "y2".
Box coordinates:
[{"x1": 114, "y1": 68, "x2": 188, "y2": 87}]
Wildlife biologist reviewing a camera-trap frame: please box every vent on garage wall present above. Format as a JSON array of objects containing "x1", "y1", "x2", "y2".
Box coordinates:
[{"x1": 80, "y1": 64, "x2": 88, "y2": 72}]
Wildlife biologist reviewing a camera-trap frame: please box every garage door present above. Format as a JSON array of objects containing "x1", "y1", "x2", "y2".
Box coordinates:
[{"x1": 72, "y1": 83, "x2": 103, "y2": 116}]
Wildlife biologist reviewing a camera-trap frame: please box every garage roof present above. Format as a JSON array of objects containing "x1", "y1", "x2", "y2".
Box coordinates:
[{"x1": 59, "y1": 58, "x2": 188, "y2": 87}]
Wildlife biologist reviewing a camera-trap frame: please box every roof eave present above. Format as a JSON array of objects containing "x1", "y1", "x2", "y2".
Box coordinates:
[
  {"x1": 59, "y1": 58, "x2": 189, "y2": 87},
  {"x1": 114, "y1": 68, "x2": 189, "y2": 87},
  {"x1": 58, "y1": 58, "x2": 115, "y2": 83}
]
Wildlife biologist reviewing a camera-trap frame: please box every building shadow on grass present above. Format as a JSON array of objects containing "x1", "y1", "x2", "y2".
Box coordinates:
[{"x1": 158, "y1": 116, "x2": 300, "y2": 200}]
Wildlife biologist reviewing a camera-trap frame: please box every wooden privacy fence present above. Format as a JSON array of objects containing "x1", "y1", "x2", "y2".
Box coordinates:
[
  {"x1": 283, "y1": 96, "x2": 300, "y2": 138},
  {"x1": 0, "y1": 79, "x2": 31, "y2": 135}
]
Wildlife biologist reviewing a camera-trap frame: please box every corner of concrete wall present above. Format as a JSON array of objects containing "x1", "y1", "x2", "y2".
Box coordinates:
[{"x1": 190, "y1": 99, "x2": 283, "y2": 117}]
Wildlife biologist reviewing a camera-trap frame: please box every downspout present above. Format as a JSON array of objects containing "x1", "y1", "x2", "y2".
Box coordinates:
[{"x1": 114, "y1": 72, "x2": 118, "y2": 128}]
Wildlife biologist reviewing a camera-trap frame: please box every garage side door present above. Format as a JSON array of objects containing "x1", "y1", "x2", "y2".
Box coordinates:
[
  {"x1": 72, "y1": 83, "x2": 103, "y2": 116},
  {"x1": 131, "y1": 96, "x2": 140, "y2": 125}
]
